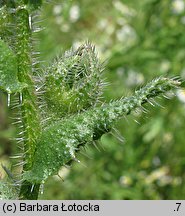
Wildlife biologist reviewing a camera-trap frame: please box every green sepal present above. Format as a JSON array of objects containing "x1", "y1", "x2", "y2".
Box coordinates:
[
  {"x1": 0, "y1": 39, "x2": 27, "y2": 93},
  {"x1": 42, "y1": 43, "x2": 104, "y2": 118}
]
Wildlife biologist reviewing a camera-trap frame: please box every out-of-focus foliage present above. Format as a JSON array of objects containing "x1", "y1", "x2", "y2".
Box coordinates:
[{"x1": 1, "y1": 0, "x2": 185, "y2": 199}]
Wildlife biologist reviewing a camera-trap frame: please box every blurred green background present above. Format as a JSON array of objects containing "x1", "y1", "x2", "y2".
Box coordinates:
[{"x1": 0, "y1": 0, "x2": 185, "y2": 199}]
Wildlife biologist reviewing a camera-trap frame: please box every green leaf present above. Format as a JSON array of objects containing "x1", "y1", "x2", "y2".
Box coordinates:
[
  {"x1": 0, "y1": 39, "x2": 27, "y2": 93},
  {"x1": 0, "y1": 180, "x2": 18, "y2": 200}
]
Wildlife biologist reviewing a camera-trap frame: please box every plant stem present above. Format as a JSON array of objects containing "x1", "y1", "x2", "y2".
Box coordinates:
[{"x1": 14, "y1": 4, "x2": 41, "y2": 199}]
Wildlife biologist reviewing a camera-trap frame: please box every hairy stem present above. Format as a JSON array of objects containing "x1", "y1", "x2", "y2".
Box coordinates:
[
  {"x1": 23, "y1": 77, "x2": 180, "y2": 184},
  {"x1": 13, "y1": 4, "x2": 41, "y2": 199}
]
